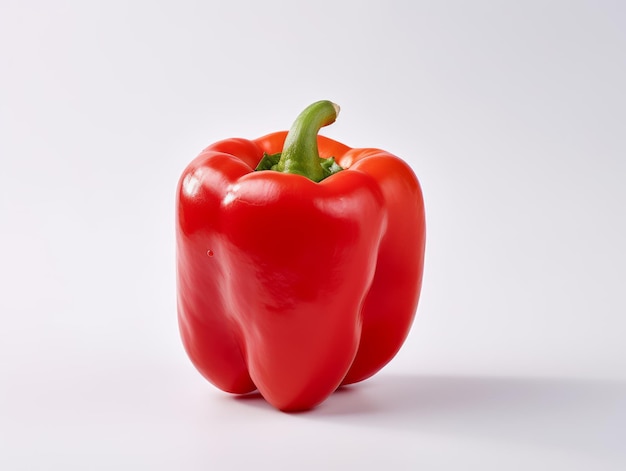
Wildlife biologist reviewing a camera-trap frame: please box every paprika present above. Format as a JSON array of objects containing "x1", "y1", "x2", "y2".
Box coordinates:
[{"x1": 176, "y1": 101, "x2": 425, "y2": 411}]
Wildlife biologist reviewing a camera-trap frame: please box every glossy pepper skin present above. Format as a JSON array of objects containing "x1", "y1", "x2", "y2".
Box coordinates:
[{"x1": 176, "y1": 101, "x2": 425, "y2": 411}]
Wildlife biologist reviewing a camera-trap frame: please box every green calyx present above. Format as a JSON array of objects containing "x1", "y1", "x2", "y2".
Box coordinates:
[
  {"x1": 255, "y1": 100, "x2": 344, "y2": 182},
  {"x1": 256, "y1": 152, "x2": 343, "y2": 179}
]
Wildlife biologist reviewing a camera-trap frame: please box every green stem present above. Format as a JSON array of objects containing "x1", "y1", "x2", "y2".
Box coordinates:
[{"x1": 272, "y1": 100, "x2": 341, "y2": 182}]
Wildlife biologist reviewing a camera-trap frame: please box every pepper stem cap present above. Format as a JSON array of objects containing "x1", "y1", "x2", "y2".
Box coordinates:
[{"x1": 256, "y1": 100, "x2": 344, "y2": 182}]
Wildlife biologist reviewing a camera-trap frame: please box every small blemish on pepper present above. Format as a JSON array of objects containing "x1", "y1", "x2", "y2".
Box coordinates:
[{"x1": 207, "y1": 249, "x2": 214, "y2": 257}]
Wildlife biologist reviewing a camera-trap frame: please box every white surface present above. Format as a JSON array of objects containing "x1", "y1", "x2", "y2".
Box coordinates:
[{"x1": 1, "y1": 1, "x2": 625, "y2": 469}]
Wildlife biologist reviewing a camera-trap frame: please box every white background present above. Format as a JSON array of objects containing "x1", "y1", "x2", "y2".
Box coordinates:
[{"x1": 1, "y1": 1, "x2": 625, "y2": 469}]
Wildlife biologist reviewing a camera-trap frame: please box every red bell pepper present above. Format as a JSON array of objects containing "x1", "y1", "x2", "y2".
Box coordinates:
[{"x1": 176, "y1": 101, "x2": 425, "y2": 411}]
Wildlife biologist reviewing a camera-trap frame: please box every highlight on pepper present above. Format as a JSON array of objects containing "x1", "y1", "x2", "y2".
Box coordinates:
[{"x1": 176, "y1": 100, "x2": 426, "y2": 411}]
